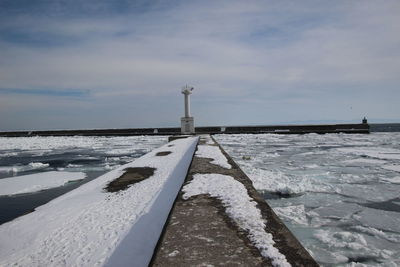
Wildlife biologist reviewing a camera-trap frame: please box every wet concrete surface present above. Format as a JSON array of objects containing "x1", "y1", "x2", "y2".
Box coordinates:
[{"x1": 105, "y1": 167, "x2": 156, "y2": 192}]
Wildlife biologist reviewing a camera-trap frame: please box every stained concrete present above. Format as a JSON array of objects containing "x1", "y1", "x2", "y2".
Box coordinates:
[
  {"x1": 105, "y1": 167, "x2": 155, "y2": 192},
  {"x1": 151, "y1": 135, "x2": 318, "y2": 266}
]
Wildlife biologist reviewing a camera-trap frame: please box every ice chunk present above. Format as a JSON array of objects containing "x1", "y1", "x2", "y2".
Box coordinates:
[
  {"x1": 382, "y1": 165, "x2": 400, "y2": 173},
  {"x1": 0, "y1": 171, "x2": 85, "y2": 196},
  {"x1": 310, "y1": 202, "x2": 363, "y2": 219},
  {"x1": 351, "y1": 226, "x2": 400, "y2": 243},
  {"x1": 273, "y1": 205, "x2": 308, "y2": 226},
  {"x1": 336, "y1": 183, "x2": 400, "y2": 202},
  {"x1": 0, "y1": 162, "x2": 49, "y2": 174},
  {"x1": 381, "y1": 176, "x2": 400, "y2": 184},
  {"x1": 243, "y1": 167, "x2": 332, "y2": 195}
]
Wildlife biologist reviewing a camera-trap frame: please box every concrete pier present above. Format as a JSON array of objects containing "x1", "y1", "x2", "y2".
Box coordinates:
[
  {"x1": 151, "y1": 135, "x2": 318, "y2": 266},
  {"x1": 0, "y1": 123, "x2": 369, "y2": 137}
]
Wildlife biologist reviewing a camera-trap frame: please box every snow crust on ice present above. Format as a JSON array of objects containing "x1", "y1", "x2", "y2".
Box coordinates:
[
  {"x1": 195, "y1": 145, "x2": 232, "y2": 169},
  {"x1": 0, "y1": 171, "x2": 86, "y2": 196},
  {"x1": 182, "y1": 173, "x2": 290, "y2": 267},
  {"x1": 0, "y1": 162, "x2": 49, "y2": 174},
  {"x1": 0, "y1": 136, "x2": 198, "y2": 267}
]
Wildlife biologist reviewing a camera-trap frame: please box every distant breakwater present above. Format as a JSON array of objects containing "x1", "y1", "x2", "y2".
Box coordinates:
[{"x1": 0, "y1": 123, "x2": 371, "y2": 137}]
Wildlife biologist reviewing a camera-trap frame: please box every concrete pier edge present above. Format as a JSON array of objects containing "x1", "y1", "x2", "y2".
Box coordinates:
[
  {"x1": 210, "y1": 135, "x2": 318, "y2": 266},
  {"x1": 151, "y1": 135, "x2": 318, "y2": 266}
]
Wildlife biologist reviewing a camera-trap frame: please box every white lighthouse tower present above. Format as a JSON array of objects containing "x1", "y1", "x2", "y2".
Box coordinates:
[{"x1": 181, "y1": 85, "x2": 195, "y2": 134}]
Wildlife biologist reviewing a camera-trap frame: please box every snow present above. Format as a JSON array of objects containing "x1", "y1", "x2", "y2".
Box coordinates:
[
  {"x1": 0, "y1": 162, "x2": 50, "y2": 174},
  {"x1": 168, "y1": 250, "x2": 180, "y2": 257},
  {"x1": 195, "y1": 145, "x2": 232, "y2": 169},
  {"x1": 182, "y1": 173, "x2": 290, "y2": 267},
  {"x1": 0, "y1": 136, "x2": 198, "y2": 267},
  {"x1": 0, "y1": 171, "x2": 86, "y2": 196}
]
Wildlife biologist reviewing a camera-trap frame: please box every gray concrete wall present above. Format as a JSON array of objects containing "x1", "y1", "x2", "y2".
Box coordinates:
[{"x1": 0, "y1": 123, "x2": 369, "y2": 137}]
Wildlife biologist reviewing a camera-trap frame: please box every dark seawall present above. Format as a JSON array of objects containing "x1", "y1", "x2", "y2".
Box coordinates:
[{"x1": 0, "y1": 123, "x2": 369, "y2": 137}]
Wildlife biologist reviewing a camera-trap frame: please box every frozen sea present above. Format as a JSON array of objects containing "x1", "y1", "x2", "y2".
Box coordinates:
[
  {"x1": 215, "y1": 133, "x2": 400, "y2": 267},
  {"x1": 0, "y1": 135, "x2": 167, "y2": 224}
]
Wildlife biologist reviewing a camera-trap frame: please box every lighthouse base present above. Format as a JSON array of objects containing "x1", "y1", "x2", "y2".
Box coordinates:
[{"x1": 181, "y1": 117, "x2": 195, "y2": 134}]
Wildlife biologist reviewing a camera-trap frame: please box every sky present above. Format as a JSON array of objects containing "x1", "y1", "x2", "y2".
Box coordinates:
[{"x1": 0, "y1": 0, "x2": 399, "y2": 131}]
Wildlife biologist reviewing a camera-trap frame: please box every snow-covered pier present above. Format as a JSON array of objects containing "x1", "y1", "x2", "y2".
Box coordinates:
[
  {"x1": 0, "y1": 135, "x2": 317, "y2": 266},
  {"x1": 151, "y1": 135, "x2": 317, "y2": 266},
  {"x1": 0, "y1": 137, "x2": 198, "y2": 266}
]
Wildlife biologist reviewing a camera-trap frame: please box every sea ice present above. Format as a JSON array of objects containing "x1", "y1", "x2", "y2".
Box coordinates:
[
  {"x1": 273, "y1": 205, "x2": 308, "y2": 226},
  {"x1": 0, "y1": 162, "x2": 49, "y2": 174},
  {"x1": 343, "y1": 158, "x2": 387, "y2": 165},
  {"x1": 336, "y1": 147, "x2": 400, "y2": 160},
  {"x1": 352, "y1": 208, "x2": 400, "y2": 233},
  {"x1": 380, "y1": 176, "x2": 400, "y2": 184},
  {"x1": 0, "y1": 171, "x2": 86, "y2": 196},
  {"x1": 241, "y1": 167, "x2": 332, "y2": 195},
  {"x1": 214, "y1": 132, "x2": 400, "y2": 266},
  {"x1": 382, "y1": 165, "x2": 400, "y2": 172},
  {"x1": 336, "y1": 183, "x2": 400, "y2": 202},
  {"x1": 310, "y1": 202, "x2": 363, "y2": 220}
]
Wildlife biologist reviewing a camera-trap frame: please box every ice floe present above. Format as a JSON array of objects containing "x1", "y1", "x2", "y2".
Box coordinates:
[
  {"x1": 0, "y1": 162, "x2": 50, "y2": 174},
  {"x1": 382, "y1": 164, "x2": 400, "y2": 172},
  {"x1": 0, "y1": 171, "x2": 86, "y2": 196},
  {"x1": 273, "y1": 205, "x2": 308, "y2": 226},
  {"x1": 352, "y1": 208, "x2": 400, "y2": 233}
]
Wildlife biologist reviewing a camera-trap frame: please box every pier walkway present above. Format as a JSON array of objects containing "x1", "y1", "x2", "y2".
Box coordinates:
[{"x1": 151, "y1": 135, "x2": 318, "y2": 266}]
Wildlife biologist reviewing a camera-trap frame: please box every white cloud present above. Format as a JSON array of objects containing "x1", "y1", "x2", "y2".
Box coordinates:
[{"x1": 0, "y1": 0, "x2": 399, "y2": 130}]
